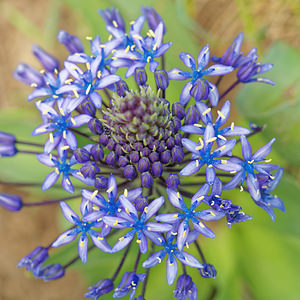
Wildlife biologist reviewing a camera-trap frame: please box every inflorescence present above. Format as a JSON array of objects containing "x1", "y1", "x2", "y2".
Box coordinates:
[{"x1": 0, "y1": 6, "x2": 285, "y2": 300}]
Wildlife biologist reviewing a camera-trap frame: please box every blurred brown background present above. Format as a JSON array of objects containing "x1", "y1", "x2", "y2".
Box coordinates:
[{"x1": 0, "y1": 0, "x2": 300, "y2": 299}]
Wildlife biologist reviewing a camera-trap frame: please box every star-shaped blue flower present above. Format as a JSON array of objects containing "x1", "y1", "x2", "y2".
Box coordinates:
[
  {"x1": 52, "y1": 200, "x2": 112, "y2": 263},
  {"x1": 168, "y1": 45, "x2": 233, "y2": 106},
  {"x1": 180, "y1": 123, "x2": 239, "y2": 184},
  {"x1": 155, "y1": 187, "x2": 224, "y2": 250},
  {"x1": 103, "y1": 195, "x2": 172, "y2": 253}
]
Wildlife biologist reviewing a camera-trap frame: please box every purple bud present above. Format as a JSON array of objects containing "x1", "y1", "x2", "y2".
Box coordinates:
[
  {"x1": 95, "y1": 175, "x2": 108, "y2": 189},
  {"x1": 172, "y1": 103, "x2": 185, "y2": 120},
  {"x1": 122, "y1": 144, "x2": 131, "y2": 153},
  {"x1": 141, "y1": 147, "x2": 151, "y2": 157},
  {"x1": 99, "y1": 133, "x2": 109, "y2": 146},
  {"x1": 149, "y1": 140, "x2": 159, "y2": 151},
  {"x1": 154, "y1": 70, "x2": 169, "y2": 90},
  {"x1": 157, "y1": 140, "x2": 166, "y2": 153},
  {"x1": 0, "y1": 193, "x2": 22, "y2": 211},
  {"x1": 32, "y1": 45, "x2": 59, "y2": 73},
  {"x1": 115, "y1": 144, "x2": 125, "y2": 156},
  {"x1": 190, "y1": 79, "x2": 210, "y2": 101},
  {"x1": 172, "y1": 117, "x2": 182, "y2": 132},
  {"x1": 99, "y1": 8, "x2": 125, "y2": 31},
  {"x1": 151, "y1": 162, "x2": 163, "y2": 177},
  {"x1": 166, "y1": 173, "x2": 180, "y2": 189},
  {"x1": 129, "y1": 151, "x2": 140, "y2": 163},
  {"x1": 90, "y1": 144, "x2": 104, "y2": 161},
  {"x1": 0, "y1": 144, "x2": 18, "y2": 157},
  {"x1": 0, "y1": 131, "x2": 16, "y2": 144},
  {"x1": 174, "y1": 274, "x2": 197, "y2": 300},
  {"x1": 133, "y1": 196, "x2": 148, "y2": 212},
  {"x1": 79, "y1": 101, "x2": 96, "y2": 117},
  {"x1": 33, "y1": 264, "x2": 65, "y2": 281},
  {"x1": 141, "y1": 7, "x2": 166, "y2": 33},
  {"x1": 141, "y1": 172, "x2": 153, "y2": 188},
  {"x1": 88, "y1": 119, "x2": 103, "y2": 135},
  {"x1": 172, "y1": 146, "x2": 184, "y2": 163},
  {"x1": 249, "y1": 121, "x2": 261, "y2": 131},
  {"x1": 166, "y1": 137, "x2": 175, "y2": 149},
  {"x1": 160, "y1": 150, "x2": 171, "y2": 164},
  {"x1": 134, "y1": 142, "x2": 143, "y2": 151},
  {"x1": 85, "y1": 278, "x2": 114, "y2": 299},
  {"x1": 80, "y1": 162, "x2": 100, "y2": 179},
  {"x1": 18, "y1": 246, "x2": 49, "y2": 271},
  {"x1": 74, "y1": 148, "x2": 90, "y2": 163},
  {"x1": 149, "y1": 151, "x2": 159, "y2": 162},
  {"x1": 105, "y1": 152, "x2": 117, "y2": 166},
  {"x1": 124, "y1": 165, "x2": 137, "y2": 180},
  {"x1": 199, "y1": 263, "x2": 217, "y2": 279},
  {"x1": 116, "y1": 80, "x2": 129, "y2": 97},
  {"x1": 57, "y1": 30, "x2": 84, "y2": 54},
  {"x1": 184, "y1": 105, "x2": 200, "y2": 125},
  {"x1": 138, "y1": 157, "x2": 150, "y2": 172},
  {"x1": 13, "y1": 63, "x2": 45, "y2": 87},
  {"x1": 107, "y1": 139, "x2": 116, "y2": 151},
  {"x1": 118, "y1": 155, "x2": 129, "y2": 167},
  {"x1": 134, "y1": 68, "x2": 147, "y2": 86},
  {"x1": 174, "y1": 133, "x2": 183, "y2": 146}
]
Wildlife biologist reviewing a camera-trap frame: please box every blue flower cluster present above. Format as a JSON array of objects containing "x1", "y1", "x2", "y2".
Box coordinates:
[{"x1": 0, "y1": 6, "x2": 285, "y2": 300}]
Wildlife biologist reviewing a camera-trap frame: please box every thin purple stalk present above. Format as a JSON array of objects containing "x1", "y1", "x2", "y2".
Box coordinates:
[
  {"x1": 133, "y1": 250, "x2": 141, "y2": 273},
  {"x1": 18, "y1": 150, "x2": 41, "y2": 155},
  {"x1": 215, "y1": 75, "x2": 223, "y2": 87},
  {"x1": 141, "y1": 242, "x2": 155, "y2": 297},
  {"x1": 16, "y1": 140, "x2": 44, "y2": 148},
  {"x1": 70, "y1": 128, "x2": 99, "y2": 143},
  {"x1": 63, "y1": 245, "x2": 95, "y2": 269},
  {"x1": 111, "y1": 242, "x2": 132, "y2": 281},
  {"x1": 194, "y1": 240, "x2": 207, "y2": 264},
  {"x1": 219, "y1": 80, "x2": 239, "y2": 101},
  {"x1": 23, "y1": 195, "x2": 81, "y2": 207}
]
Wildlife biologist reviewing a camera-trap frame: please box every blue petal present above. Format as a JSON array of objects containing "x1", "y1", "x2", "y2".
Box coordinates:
[
  {"x1": 60, "y1": 201, "x2": 80, "y2": 225},
  {"x1": 52, "y1": 228, "x2": 79, "y2": 247},
  {"x1": 179, "y1": 82, "x2": 193, "y2": 105},
  {"x1": 143, "y1": 196, "x2": 164, "y2": 221},
  {"x1": 193, "y1": 220, "x2": 215, "y2": 238},
  {"x1": 207, "y1": 82, "x2": 219, "y2": 107},
  {"x1": 78, "y1": 234, "x2": 89, "y2": 263},
  {"x1": 179, "y1": 160, "x2": 201, "y2": 176},
  {"x1": 166, "y1": 188, "x2": 182, "y2": 209},
  {"x1": 42, "y1": 171, "x2": 60, "y2": 190},
  {"x1": 246, "y1": 173, "x2": 260, "y2": 201},
  {"x1": 177, "y1": 222, "x2": 189, "y2": 251},
  {"x1": 191, "y1": 183, "x2": 210, "y2": 204},
  {"x1": 155, "y1": 213, "x2": 181, "y2": 224},
  {"x1": 166, "y1": 255, "x2": 178, "y2": 285},
  {"x1": 203, "y1": 64, "x2": 233, "y2": 76},
  {"x1": 181, "y1": 138, "x2": 200, "y2": 155},
  {"x1": 177, "y1": 251, "x2": 203, "y2": 269},
  {"x1": 90, "y1": 231, "x2": 112, "y2": 253},
  {"x1": 240, "y1": 135, "x2": 252, "y2": 160},
  {"x1": 146, "y1": 222, "x2": 172, "y2": 232},
  {"x1": 197, "y1": 45, "x2": 210, "y2": 70},
  {"x1": 142, "y1": 250, "x2": 166, "y2": 268},
  {"x1": 252, "y1": 138, "x2": 275, "y2": 160},
  {"x1": 112, "y1": 230, "x2": 135, "y2": 252},
  {"x1": 168, "y1": 68, "x2": 187, "y2": 81},
  {"x1": 97, "y1": 75, "x2": 120, "y2": 89},
  {"x1": 179, "y1": 52, "x2": 195, "y2": 69},
  {"x1": 206, "y1": 165, "x2": 216, "y2": 185}
]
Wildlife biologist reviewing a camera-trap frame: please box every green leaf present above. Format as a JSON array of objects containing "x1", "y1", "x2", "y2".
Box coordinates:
[{"x1": 236, "y1": 41, "x2": 300, "y2": 166}]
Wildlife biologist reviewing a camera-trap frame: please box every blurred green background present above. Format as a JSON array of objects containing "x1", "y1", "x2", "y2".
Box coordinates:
[{"x1": 0, "y1": 0, "x2": 300, "y2": 299}]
